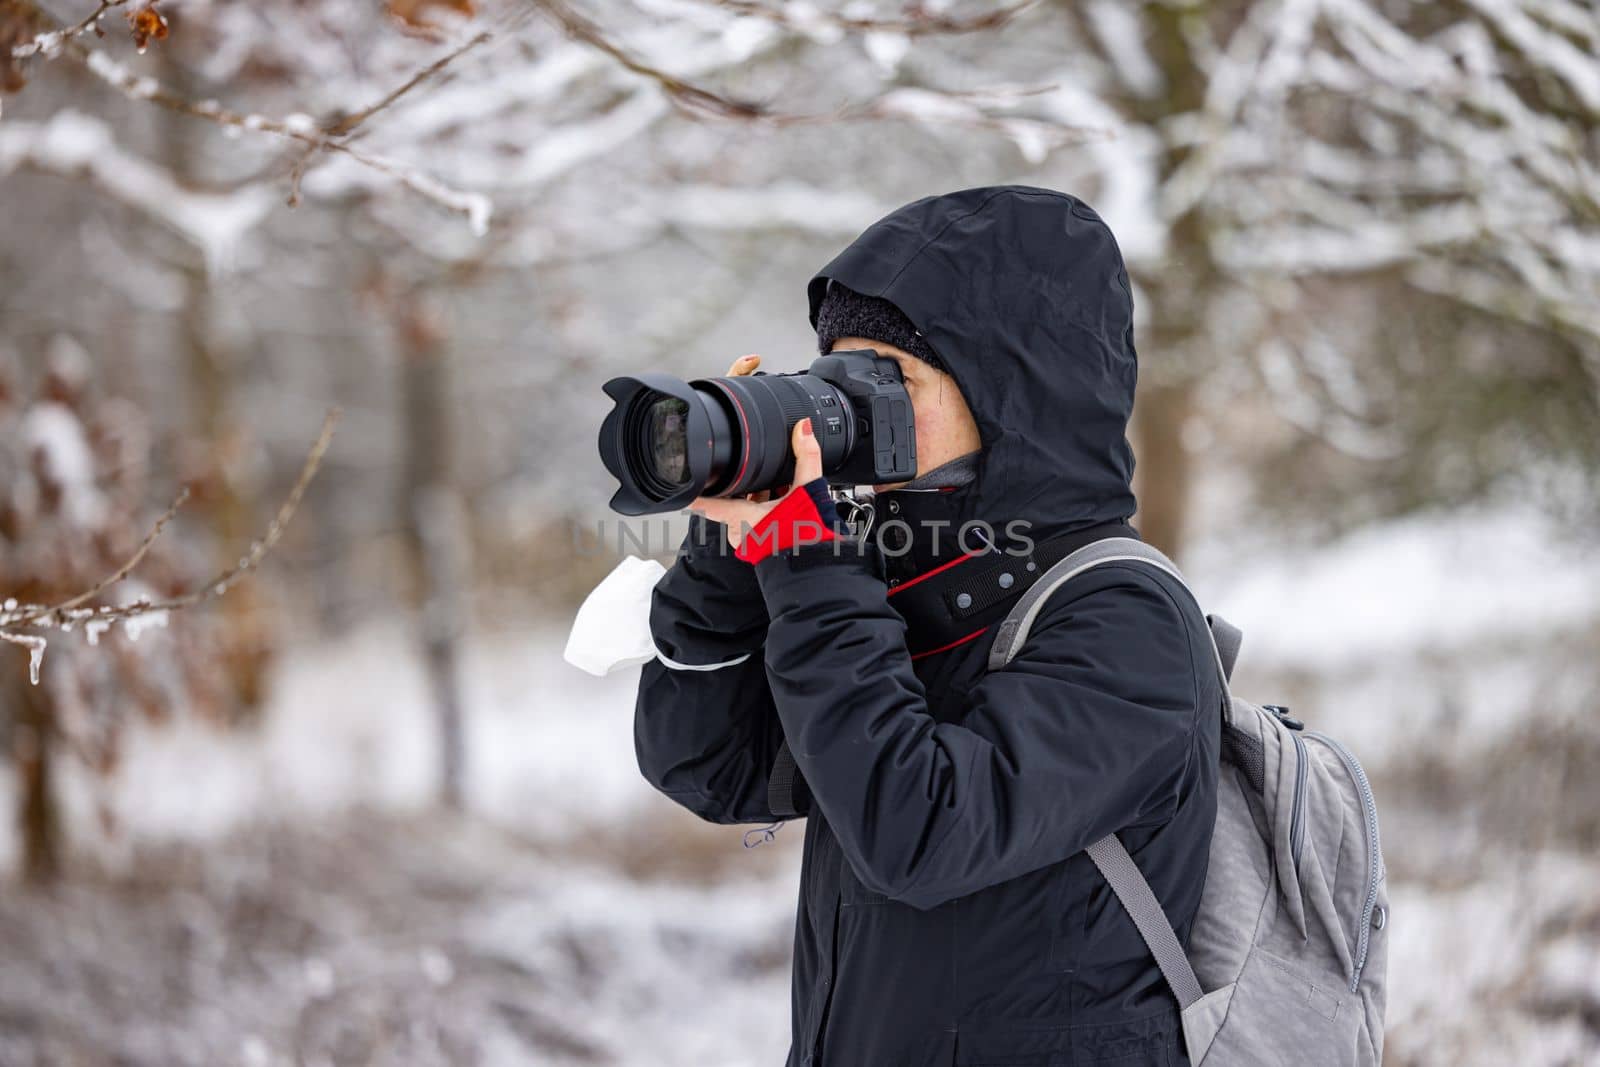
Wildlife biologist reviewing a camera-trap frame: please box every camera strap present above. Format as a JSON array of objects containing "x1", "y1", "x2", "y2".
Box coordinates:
[{"x1": 766, "y1": 519, "x2": 1139, "y2": 819}]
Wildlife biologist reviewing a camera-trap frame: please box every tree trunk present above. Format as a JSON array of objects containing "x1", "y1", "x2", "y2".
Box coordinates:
[
  {"x1": 1130, "y1": 381, "x2": 1193, "y2": 560},
  {"x1": 161, "y1": 51, "x2": 273, "y2": 715},
  {"x1": 12, "y1": 673, "x2": 60, "y2": 884},
  {"x1": 397, "y1": 293, "x2": 469, "y2": 810},
  {"x1": 1121, "y1": 2, "x2": 1215, "y2": 564}
]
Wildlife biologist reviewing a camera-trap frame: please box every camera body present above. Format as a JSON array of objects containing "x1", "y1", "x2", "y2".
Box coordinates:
[{"x1": 598, "y1": 350, "x2": 916, "y2": 516}]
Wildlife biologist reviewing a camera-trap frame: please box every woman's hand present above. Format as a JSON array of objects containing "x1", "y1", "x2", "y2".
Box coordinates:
[
  {"x1": 688, "y1": 358, "x2": 826, "y2": 549},
  {"x1": 723, "y1": 354, "x2": 774, "y2": 501}
]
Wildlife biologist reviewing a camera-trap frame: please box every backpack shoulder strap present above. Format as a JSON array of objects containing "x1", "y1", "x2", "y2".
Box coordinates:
[
  {"x1": 986, "y1": 535, "x2": 1239, "y2": 1016},
  {"x1": 987, "y1": 536, "x2": 1241, "y2": 708},
  {"x1": 1207, "y1": 613, "x2": 1243, "y2": 682},
  {"x1": 1085, "y1": 835, "x2": 1205, "y2": 1009}
]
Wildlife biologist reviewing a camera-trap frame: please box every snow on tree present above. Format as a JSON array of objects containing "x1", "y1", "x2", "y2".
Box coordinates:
[
  {"x1": 0, "y1": 338, "x2": 336, "y2": 881},
  {"x1": 4, "y1": 0, "x2": 1078, "y2": 247},
  {"x1": 5, "y1": 0, "x2": 1097, "y2": 811},
  {"x1": 1001, "y1": 0, "x2": 1599, "y2": 548},
  {"x1": 1, "y1": 0, "x2": 1593, "y2": 818}
]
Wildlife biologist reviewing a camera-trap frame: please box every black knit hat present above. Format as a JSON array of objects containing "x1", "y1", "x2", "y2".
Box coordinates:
[{"x1": 814, "y1": 281, "x2": 946, "y2": 372}]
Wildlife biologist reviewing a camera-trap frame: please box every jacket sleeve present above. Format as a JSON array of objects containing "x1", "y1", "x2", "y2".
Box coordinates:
[
  {"x1": 751, "y1": 512, "x2": 1206, "y2": 911},
  {"x1": 633, "y1": 513, "x2": 806, "y2": 825}
]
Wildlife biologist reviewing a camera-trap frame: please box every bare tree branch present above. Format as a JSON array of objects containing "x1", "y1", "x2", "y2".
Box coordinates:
[
  {"x1": 0, "y1": 409, "x2": 341, "y2": 673},
  {"x1": 72, "y1": 45, "x2": 493, "y2": 230},
  {"x1": 6, "y1": 486, "x2": 190, "y2": 629},
  {"x1": 9, "y1": 0, "x2": 125, "y2": 59},
  {"x1": 690, "y1": 0, "x2": 1042, "y2": 37},
  {"x1": 531, "y1": 0, "x2": 1103, "y2": 151},
  {"x1": 532, "y1": 0, "x2": 766, "y2": 118},
  {"x1": 326, "y1": 28, "x2": 496, "y2": 137},
  {"x1": 12, "y1": 0, "x2": 495, "y2": 230}
]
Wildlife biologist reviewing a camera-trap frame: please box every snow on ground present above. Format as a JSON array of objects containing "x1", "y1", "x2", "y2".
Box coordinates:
[
  {"x1": 49, "y1": 619, "x2": 666, "y2": 856},
  {"x1": 0, "y1": 502, "x2": 1596, "y2": 1065},
  {"x1": 1383, "y1": 857, "x2": 1600, "y2": 1067},
  {"x1": 1192, "y1": 503, "x2": 1600, "y2": 673},
  {"x1": 0, "y1": 815, "x2": 800, "y2": 1067}
]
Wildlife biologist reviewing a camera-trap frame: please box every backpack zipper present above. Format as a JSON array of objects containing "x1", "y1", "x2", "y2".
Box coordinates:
[
  {"x1": 1266, "y1": 705, "x2": 1308, "y2": 871},
  {"x1": 1304, "y1": 731, "x2": 1383, "y2": 992},
  {"x1": 1289, "y1": 732, "x2": 1308, "y2": 869}
]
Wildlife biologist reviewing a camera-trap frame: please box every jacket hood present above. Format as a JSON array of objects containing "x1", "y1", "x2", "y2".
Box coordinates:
[{"x1": 808, "y1": 185, "x2": 1139, "y2": 545}]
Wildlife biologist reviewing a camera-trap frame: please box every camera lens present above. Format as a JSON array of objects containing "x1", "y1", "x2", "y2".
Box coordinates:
[
  {"x1": 641, "y1": 395, "x2": 690, "y2": 487},
  {"x1": 598, "y1": 353, "x2": 911, "y2": 515},
  {"x1": 624, "y1": 393, "x2": 692, "y2": 500}
]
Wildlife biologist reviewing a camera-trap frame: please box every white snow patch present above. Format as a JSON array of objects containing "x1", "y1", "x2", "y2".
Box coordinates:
[
  {"x1": 22, "y1": 401, "x2": 105, "y2": 528},
  {"x1": 862, "y1": 31, "x2": 910, "y2": 76},
  {"x1": 1192, "y1": 504, "x2": 1600, "y2": 671}
]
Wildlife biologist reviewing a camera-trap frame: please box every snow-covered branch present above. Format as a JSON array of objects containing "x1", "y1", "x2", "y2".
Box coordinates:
[
  {"x1": 11, "y1": 0, "x2": 498, "y2": 231},
  {"x1": 0, "y1": 110, "x2": 274, "y2": 266},
  {"x1": 1183, "y1": 0, "x2": 1600, "y2": 356},
  {"x1": 8, "y1": 0, "x2": 127, "y2": 60},
  {"x1": 681, "y1": 0, "x2": 1042, "y2": 37},
  {"x1": 0, "y1": 409, "x2": 341, "y2": 683},
  {"x1": 73, "y1": 44, "x2": 496, "y2": 232}
]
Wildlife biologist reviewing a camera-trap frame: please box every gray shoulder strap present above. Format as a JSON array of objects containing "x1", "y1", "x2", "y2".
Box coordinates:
[
  {"x1": 986, "y1": 536, "x2": 1239, "y2": 719},
  {"x1": 1206, "y1": 613, "x2": 1242, "y2": 682},
  {"x1": 987, "y1": 535, "x2": 1237, "y2": 1015},
  {"x1": 1085, "y1": 835, "x2": 1205, "y2": 1009}
]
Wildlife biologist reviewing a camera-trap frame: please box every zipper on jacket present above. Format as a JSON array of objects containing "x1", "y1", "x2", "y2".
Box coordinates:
[
  {"x1": 811, "y1": 902, "x2": 842, "y2": 1063},
  {"x1": 1304, "y1": 731, "x2": 1383, "y2": 992}
]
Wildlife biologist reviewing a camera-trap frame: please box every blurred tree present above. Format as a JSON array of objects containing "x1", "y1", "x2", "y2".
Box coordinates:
[
  {"x1": 390, "y1": 283, "x2": 470, "y2": 809},
  {"x1": 0, "y1": 339, "x2": 242, "y2": 882},
  {"x1": 1033, "y1": 0, "x2": 1600, "y2": 553}
]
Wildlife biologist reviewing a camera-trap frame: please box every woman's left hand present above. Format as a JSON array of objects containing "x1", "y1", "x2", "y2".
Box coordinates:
[{"x1": 687, "y1": 418, "x2": 825, "y2": 549}]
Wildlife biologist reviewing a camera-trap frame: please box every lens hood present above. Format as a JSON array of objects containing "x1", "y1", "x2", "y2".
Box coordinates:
[{"x1": 599, "y1": 374, "x2": 723, "y2": 516}]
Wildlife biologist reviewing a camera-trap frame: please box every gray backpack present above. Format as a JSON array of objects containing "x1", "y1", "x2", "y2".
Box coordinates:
[{"x1": 988, "y1": 537, "x2": 1388, "y2": 1066}]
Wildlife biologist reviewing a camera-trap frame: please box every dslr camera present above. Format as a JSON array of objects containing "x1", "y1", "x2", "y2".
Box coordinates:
[{"x1": 598, "y1": 350, "x2": 916, "y2": 516}]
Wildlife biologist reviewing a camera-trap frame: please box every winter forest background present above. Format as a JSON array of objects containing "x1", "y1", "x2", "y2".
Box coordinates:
[{"x1": 1, "y1": 0, "x2": 1597, "y2": 1064}]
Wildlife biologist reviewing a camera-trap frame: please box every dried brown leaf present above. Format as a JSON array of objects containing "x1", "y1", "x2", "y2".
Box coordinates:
[
  {"x1": 127, "y1": 3, "x2": 168, "y2": 54},
  {"x1": 387, "y1": 0, "x2": 476, "y2": 33}
]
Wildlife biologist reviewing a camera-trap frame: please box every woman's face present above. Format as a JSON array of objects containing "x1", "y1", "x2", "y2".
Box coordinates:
[{"x1": 829, "y1": 336, "x2": 982, "y2": 491}]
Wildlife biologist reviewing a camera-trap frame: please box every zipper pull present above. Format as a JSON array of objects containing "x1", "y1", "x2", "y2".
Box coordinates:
[{"x1": 1264, "y1": 703, "x2": 1305, "y2": 730}]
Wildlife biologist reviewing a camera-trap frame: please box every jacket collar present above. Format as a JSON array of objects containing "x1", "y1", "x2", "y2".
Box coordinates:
[{"x1": 872, "y1": 482, "x2": 983, "y2": 590}]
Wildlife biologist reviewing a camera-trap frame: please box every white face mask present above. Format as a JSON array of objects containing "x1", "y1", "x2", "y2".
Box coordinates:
[{"x1": 563, "y1": 555, "x2": 667, "y2": 677}]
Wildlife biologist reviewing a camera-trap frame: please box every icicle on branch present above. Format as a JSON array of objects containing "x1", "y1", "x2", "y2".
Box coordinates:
[
  {"x1": 0, "y1": 632, "x2": 45, "y2": 686},
  {"x1": 0, "y1": 409, "x2": 342, "y2": 682},
  {"x1": 4, "y1": 486, "x2": 190, "y2": 630}
]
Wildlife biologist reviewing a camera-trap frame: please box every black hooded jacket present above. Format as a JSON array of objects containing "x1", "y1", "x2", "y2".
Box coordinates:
[{"x1": 634, "y1": 186, "x2": 1221, "y2": 1067}]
